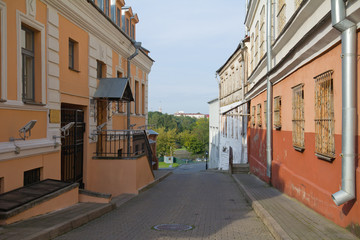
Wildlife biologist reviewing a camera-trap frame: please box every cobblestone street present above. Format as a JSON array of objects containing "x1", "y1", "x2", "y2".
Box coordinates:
[{"x1": 56, "y1": 163, "x2": 274, "y2": 240}]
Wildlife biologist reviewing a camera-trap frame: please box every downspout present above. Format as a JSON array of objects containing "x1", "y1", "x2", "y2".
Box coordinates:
[
  {"x1": 266, "y1": 0, "x2": 273, "y2": 178},
  {"x1": 127, "y1": 41, "x2": 141, "y2": 154},
  {"x1": 331, "y1": 0, "x2": 357, "y2": 206}
]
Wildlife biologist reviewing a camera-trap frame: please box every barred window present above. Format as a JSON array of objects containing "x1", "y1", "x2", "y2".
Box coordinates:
[
  {"x1": 274, "y1": 96, "x2": 281, "y2": 130},
  {"x1": 251, "y1": 105, "x2": 256, "y2": 126},
  {"x1": 292, "y1": 84, "x2": 305, "y2": 151},
  {"x1": 264, "y1": 100, "x2": 267, "y2": 127},
  {"x1": 257, "y1": 104, "x2": 262, "y2": 127},
  {"x1": 315, "y1": 70, "x2": 335, "y2": 160}
]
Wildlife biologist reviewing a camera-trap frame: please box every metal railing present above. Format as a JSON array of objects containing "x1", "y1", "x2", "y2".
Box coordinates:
[{"x1": 93, "y1": 129, "x2": 153, "y2": 164}]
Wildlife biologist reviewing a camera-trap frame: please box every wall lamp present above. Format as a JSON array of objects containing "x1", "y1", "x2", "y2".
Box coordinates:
[
  {"x1": 53, "y1": 122, "x2": 75, "y2": 148},
  {"x1": 9, "y1": 120, "x2": 37, "y2": 154}
]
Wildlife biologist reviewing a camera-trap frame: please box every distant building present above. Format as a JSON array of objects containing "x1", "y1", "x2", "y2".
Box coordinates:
[
  {"x1": 174, "y1": 111, "x2": 209, "y2": 119},
  {"x1": 208, "y1": 98, "x2": 220, "y2": 169}
]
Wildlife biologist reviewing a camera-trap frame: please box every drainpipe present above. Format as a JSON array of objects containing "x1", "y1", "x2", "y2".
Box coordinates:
[
  {"x1": 331, "y1": 0, "x2": 357, "y2": 206},
  {"x1": 127, "y1": 41, "x2": 141, "y2": 154},
  {"x1": 266, "y1": 0, "x2": 273, "y2": 178}
]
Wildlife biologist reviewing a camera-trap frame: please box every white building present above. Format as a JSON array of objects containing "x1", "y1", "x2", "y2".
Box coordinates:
[{"x1": 208, "y1": 98, "x2": 220, "y2": 169}]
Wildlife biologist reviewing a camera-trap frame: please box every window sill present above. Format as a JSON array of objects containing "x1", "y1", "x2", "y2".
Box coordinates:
[
  {"x1": 293, "y1": 146, "x2": 305, "y2": 152},
  {"x1": 69, "y1": 67, "x2": 80, "y2": 73},
  {"x1": 23, "y1": 100, "x2": 46, "y2": 106},
  {"x1": 315, "y1": 152, "x2": 335, "y2": 162}
]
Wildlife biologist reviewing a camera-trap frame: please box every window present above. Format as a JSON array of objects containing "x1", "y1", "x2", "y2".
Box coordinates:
[
  {"x1": 251, "y1": 105, "x2": 256, "y2": 126},
  {"x1": 97, "y1": 60, "x2": 105, "y2": 79},
  {"x1": 131, "y1": 24, "x2": 135, "y2": 39},
  {"x1": 117, "y1": 71, "x2": 123, "y2": 78},
  {"x1": 117, "y1": 8, "x2": 121, "y2": 27},
  {"x1": 0, "y1": 177, "x2": 3, "y2": 194},
  {"x1": 142, "y1": 83, "x2": 145, "y2": 115},
  {"x1": 24, "y1": 168, "x2": 41, "y2": 186},
  {"x1": 257, "y1": 104, "x2": 262, "y2": 127},
  {"x1": 264, "y1": 100, "x2": 267, "y2": 127},
  {"x1": 135, "y1": 81, "x2": 139, "y2": 114},
  {"x1": 126, "y1": 18, "x2": 129, "y2": 35},
  {"x1": 105, "y1": 0, "x2": 109, "y2": 16},
  {"x1": 277, "y1": 0, "x2": 286, "y2": 35},
  {"x1": 21, "y1": 25, "x2": 35, "y2": 102},
  {"x1": 292, "y1": 84, "x2": 305, "y2": 151},
  {"x1": 98, "y1": 0, "x2": 104, "y2": 11},
  {"x1": 315, "y1": 70, "x2": 335, "y2": 160},
  {"x1": 69, "y1": 39, "x2": 79, "y2": 71},
  {"x1": 274, "y1": 96, "x2": 281, "y2": 130}
]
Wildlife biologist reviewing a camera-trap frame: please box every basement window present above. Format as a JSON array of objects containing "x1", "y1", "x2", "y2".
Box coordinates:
[
  {"x1": 24, "y1": 167, "x2": 42, "y2": 186},
  {"x1": 314, "y1": 70, "x2": 335, "y2": 161}
]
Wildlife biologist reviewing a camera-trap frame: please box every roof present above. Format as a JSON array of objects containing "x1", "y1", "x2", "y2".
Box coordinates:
[
  {"x1": 207, "y1": 98, "x2": 218, "y2": 104},
  {"x1": 93, "y1": 78, "x2": 134, "y2": 101},
  {"x1": 147, "y1": 130, "x2": 159, "y2": 135}
]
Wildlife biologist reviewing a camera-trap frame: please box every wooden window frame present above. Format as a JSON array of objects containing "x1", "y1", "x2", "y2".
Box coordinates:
[
  {"x1": 314, "y1": 70, "x2": 335, "y2": 161},
  {"x1": 251, "y1": 105, "x2": 256, "y2": 127},
  {"x1": 292, "y1": 84, "x2": 305, "y2": 152},
  {"x1": 274, "y1": 96, "x2": 281, "y2": 130}
]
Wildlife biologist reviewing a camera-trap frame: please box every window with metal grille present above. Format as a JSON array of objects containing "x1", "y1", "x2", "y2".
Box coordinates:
[
  {"x1": 257, "y1": 104, "x2": 262, "y2": 127},
  {"x1": 264, "y1": 100, "x2": 267, "y2": 127},
  {"x1": 277, "y1": 0, "x2": 286, "y2": 36},
  {"x1": 24, "y1": 168, "x2": 41, "y2": 186},
  {"x1": 251, "y1": 105, "x2": 256, "y2": 126},
  {"x1": 314, "y1": 70, "x2": 335, "y2": 160},
  {"x1": 274, "y1": 96, "x2": 281, "y2": 130},
  {"x1": 292, "y1": 84, "x2": 305, "y2": 151}
]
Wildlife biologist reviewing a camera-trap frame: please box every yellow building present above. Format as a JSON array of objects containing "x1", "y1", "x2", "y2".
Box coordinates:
[{"x1": 0, "y1": 0, "x2": 154, "y2": 224}]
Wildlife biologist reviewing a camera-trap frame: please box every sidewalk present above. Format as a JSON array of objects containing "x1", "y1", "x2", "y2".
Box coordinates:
[
  {"x1": 232, "y1": 173, "x2": 358, "y2": 240},
  {"x1": 0, "y1": 170, "x2": 172, "y2": 240}
]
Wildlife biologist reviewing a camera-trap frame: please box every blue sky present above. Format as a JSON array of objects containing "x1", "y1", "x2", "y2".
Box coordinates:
[{"x1": 127, "y1": 0, "x2": 246, "y2": 114}]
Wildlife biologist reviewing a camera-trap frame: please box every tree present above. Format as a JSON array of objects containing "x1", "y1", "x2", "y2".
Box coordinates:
[{"x1": 154, "y1": 127, "x2": 177, "y2": 157}]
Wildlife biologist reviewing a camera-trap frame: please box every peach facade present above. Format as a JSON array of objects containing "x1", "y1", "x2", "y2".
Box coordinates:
[
  {"x1": 0, "y1": 0, "x2": 154, "y2": 223},
  {"x1": 243, "y1": 0, "x2": 360, "y2": 231}
]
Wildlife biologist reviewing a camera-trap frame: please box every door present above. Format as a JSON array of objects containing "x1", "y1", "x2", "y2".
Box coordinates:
[{"x1": 61, "y1": 105, "x2": 85, "y2": 187}]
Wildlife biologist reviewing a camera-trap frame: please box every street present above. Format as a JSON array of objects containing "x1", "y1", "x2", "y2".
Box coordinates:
[{"x1": 56, "y1": 163, "x2": 274, "y2": 240}]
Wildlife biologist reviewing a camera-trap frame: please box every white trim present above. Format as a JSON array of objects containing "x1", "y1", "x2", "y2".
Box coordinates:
[
  {"x1": 0, "y1": 138, "x2": 59, "y2": 162},
  {"x1": 0, "y1": 1, "x2": 7, "y2": 101},
  {"x1": 0, "y1": 100, "x2": 47, "y2": 111},
  {"x1": 16, "y1": 10, "x2": 46, "y2": 103}
]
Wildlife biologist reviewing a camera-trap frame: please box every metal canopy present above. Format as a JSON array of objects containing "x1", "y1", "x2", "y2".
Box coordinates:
[{"x1": 93, "y1": 78, "x2": 134, "y2": 102}]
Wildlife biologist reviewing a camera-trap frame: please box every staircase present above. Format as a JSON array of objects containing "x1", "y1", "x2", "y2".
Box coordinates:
[{"x1": 230, "y1": 164, "x2": 249, "y2": 174}]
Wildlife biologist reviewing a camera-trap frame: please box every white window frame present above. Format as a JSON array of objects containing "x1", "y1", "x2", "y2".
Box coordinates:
[{"x1": 16, "y1": 11, "x2": 46, "y2": 104}]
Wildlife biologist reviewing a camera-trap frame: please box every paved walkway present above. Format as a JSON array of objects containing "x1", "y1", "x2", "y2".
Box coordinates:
[
  {"x1": 232, "y1": 174, "x2": 358, "y2": 240},
  {"x1": 55, "y1": 163, "x2": 274, "y2": 240}
]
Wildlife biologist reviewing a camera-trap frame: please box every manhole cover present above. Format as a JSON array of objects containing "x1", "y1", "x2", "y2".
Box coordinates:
[{"x1": 152, "y1": 224, "x2": 194, "y2": 231}]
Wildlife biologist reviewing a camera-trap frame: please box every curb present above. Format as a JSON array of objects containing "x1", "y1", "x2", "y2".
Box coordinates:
[
  {"x1": 232, "y1": 175, "x2": 291, "y2": 240},
  {"x1": 25, "y1": 203, "x2": 116, "y2": 240},
  {"x1": 138, "y1": 171, "x2": 173, "y2": 194}
]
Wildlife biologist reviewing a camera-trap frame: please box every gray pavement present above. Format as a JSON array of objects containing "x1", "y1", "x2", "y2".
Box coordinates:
[
  {"x1": 55, "y1": 163, "x2": 274, "y2": 240},
  {"x1": 232, "y1": 174, "x2": 358, "y2": 240}
]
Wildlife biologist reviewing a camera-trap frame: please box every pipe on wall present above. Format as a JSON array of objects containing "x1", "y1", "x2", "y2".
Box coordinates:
[
  {"x1": 266, "y1": 0, "x2": 273, "y2": 178},
  {"x1": 331, "y1": 0, "x2": 357, "y2": 206}
]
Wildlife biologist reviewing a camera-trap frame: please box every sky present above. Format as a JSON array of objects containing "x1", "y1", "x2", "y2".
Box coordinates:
[{"x1": 127, "y1": 0, "x2": 246, "y2": 114}]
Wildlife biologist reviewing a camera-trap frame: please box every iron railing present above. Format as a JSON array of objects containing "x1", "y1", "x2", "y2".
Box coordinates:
[{"x1": 94, "y1": 130, "x2": 153, "y2": 164}]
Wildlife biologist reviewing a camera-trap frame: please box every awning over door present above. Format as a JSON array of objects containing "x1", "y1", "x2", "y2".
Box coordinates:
[{"x1": 93, "y1": 78, "x2": 134, "y2": 102}]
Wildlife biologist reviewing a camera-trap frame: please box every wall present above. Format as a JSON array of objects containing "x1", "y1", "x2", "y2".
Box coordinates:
[{"x1": 249, "y1": 37, "x2": 360, "y2": 228}]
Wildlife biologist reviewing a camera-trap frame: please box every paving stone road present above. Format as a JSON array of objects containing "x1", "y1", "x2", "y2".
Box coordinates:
[{"x1": 56, "y1": 163, "x2": 274, "y2": 240}]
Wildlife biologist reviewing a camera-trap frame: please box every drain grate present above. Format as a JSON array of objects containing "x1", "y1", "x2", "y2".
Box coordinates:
[{"x1": 152, "y1": 224, "x2": 194, "y2": 231}]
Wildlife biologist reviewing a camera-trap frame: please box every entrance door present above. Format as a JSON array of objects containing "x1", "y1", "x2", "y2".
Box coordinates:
[{"x1": 61, "y1": 105, "x2": 85, "y2": 187}]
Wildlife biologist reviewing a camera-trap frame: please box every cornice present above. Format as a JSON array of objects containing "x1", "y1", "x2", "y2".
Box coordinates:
[{"x1": 41, "y1": 0, "x2": 153, "y2": 68}]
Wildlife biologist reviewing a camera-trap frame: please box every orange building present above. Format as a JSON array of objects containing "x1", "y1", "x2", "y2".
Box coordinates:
[
  {"x1": 245, "y1": 0, "x2": 360, "y2": 231},
  {"x1": 0, "y1": 0, "x2": 154, "y2": 224}
]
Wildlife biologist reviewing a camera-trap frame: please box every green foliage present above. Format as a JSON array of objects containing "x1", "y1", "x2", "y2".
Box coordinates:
[{"x1": 149, "y1": 112, "x2": 209, "y2": 157}]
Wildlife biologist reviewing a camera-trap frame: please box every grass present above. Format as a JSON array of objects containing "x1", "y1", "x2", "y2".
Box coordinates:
[{"x1": 158, "y1": 162, "x2": 179, "y2": 168}]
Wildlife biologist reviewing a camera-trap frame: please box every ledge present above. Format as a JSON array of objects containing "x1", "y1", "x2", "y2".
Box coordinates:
[{"x1": 315, "y1": 153, "x2": 335, "y2": 162}]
